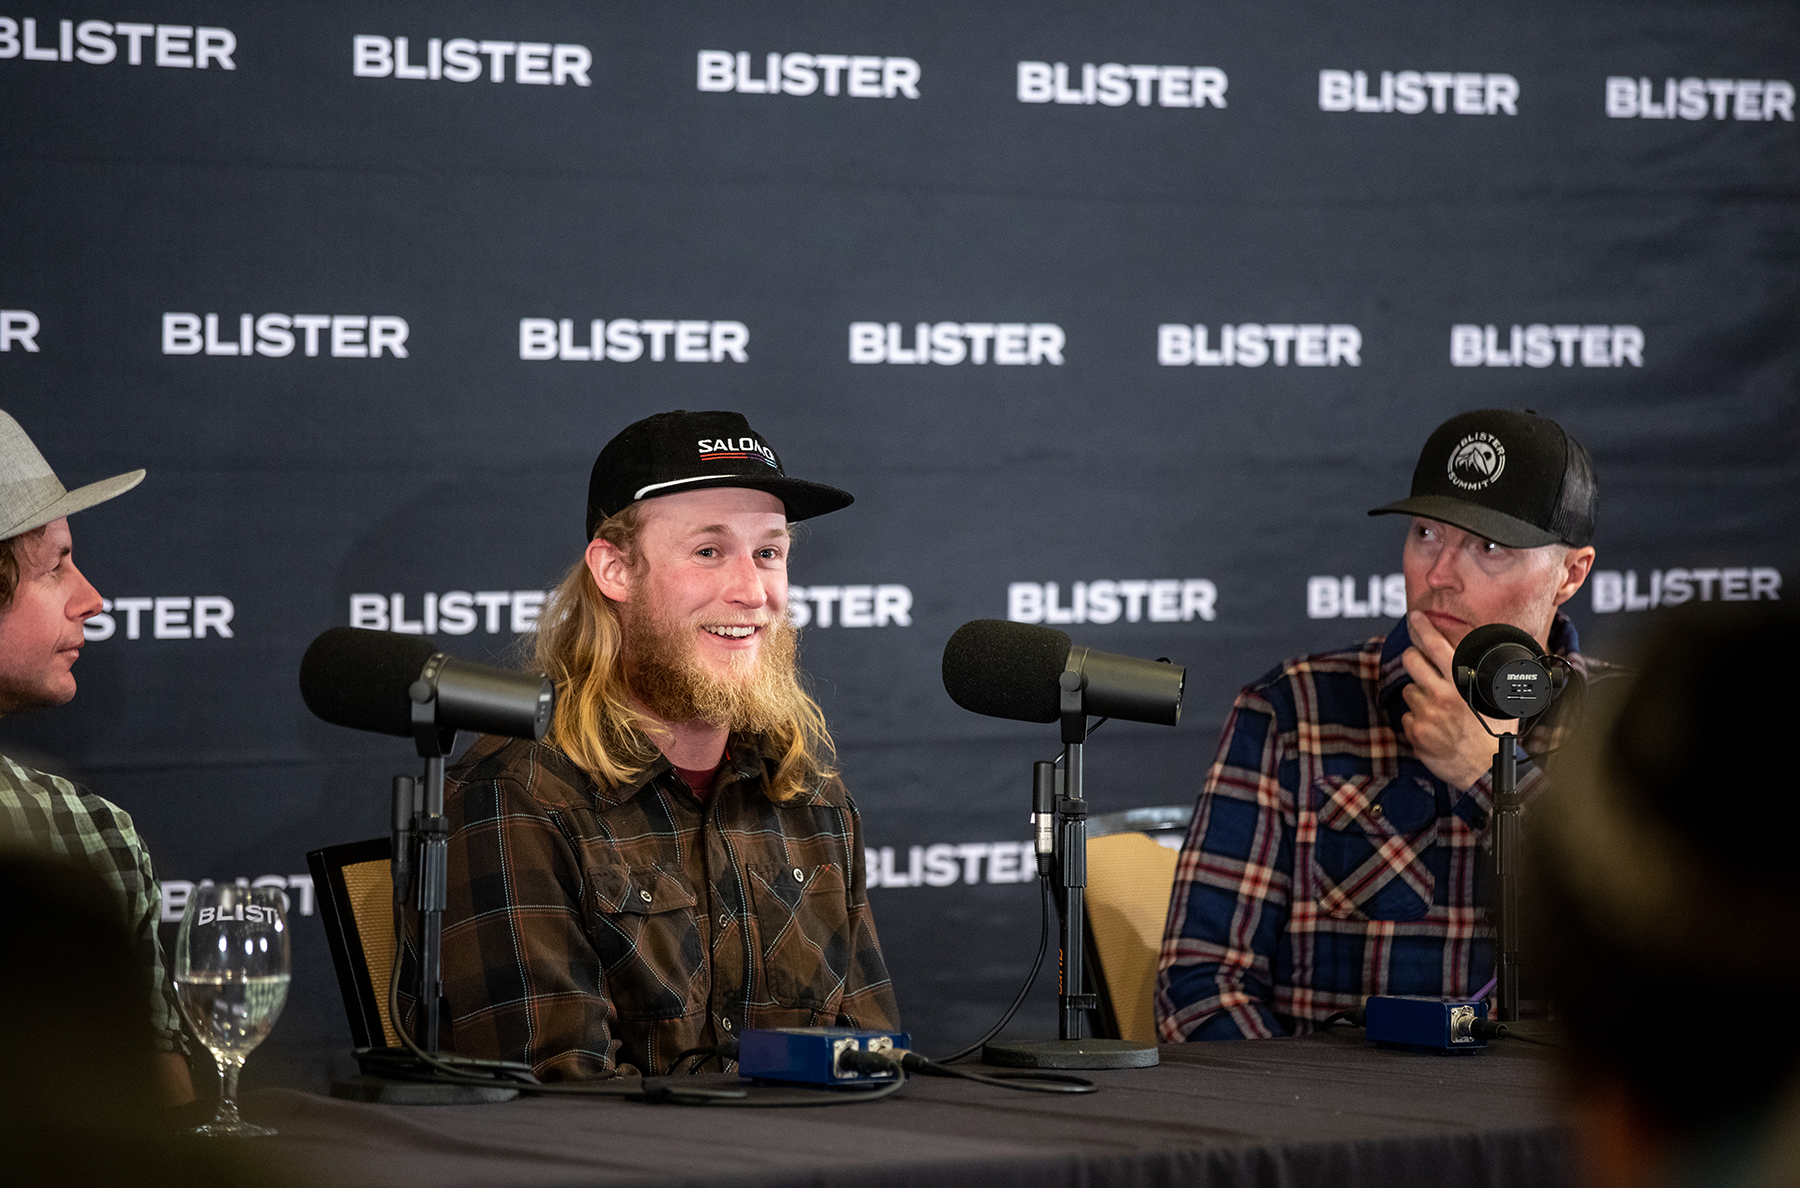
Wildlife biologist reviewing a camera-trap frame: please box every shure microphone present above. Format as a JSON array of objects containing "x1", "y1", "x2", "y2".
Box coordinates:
[
  {"x1": 945, "y1": 620, "x2": 1185, "y2": 1065},
  {"x1": 941, "y1": 619, "x2": 1185, "y2": 727},
  {"x1": 1451, "y1": 623, "x2": 1565, "y2": 720},
  {"x1": 300, "y1": 626, "x2": 554, "y2": 742},
  {"x1": 944, "y1": 620, "x2": 1185, "y2": 876}
]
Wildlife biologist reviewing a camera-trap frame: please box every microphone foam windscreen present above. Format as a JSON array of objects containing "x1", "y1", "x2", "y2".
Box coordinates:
[
  {"x1": 941, "y1": 619, "x2": 1072, "y2": 724},
  {"x1": 1451, "y1": 622, "x2": 1542, "y2": 673},
  {"x1": 299, "y1": 626, "x2": 438, "y2": 738}
]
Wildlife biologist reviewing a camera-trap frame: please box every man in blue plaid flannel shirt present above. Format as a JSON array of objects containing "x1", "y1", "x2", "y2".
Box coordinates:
[
  {"x1": 1157, "y1": 409, "x2": 1617, "y2": 1041},
  {"x1": 0, "y1": 409, "x2": 193, "y2": 1101}
]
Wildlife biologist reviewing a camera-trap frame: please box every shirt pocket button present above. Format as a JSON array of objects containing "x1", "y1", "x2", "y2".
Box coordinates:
[
  {"x1": 639, "y1": 889, "x2": 653, "y2": 903},
  {"x1": 792, "y1": 867, "x2": 805, "y2": 882}
]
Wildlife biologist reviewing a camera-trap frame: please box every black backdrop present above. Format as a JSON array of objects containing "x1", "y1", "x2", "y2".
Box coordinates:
[{"x1": 2, "y1": 1, "x2": 1795, "y2": 1090}]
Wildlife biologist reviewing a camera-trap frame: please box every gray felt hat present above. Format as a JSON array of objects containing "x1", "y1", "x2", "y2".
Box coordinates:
[{"x1": 0, "y1": 410, "x2": 144, "y2": 540}]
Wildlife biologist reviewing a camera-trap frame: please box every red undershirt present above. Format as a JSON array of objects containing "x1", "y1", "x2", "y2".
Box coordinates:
[{"x1": 671, "y1": 758, "x2": 724, "y2": 800}]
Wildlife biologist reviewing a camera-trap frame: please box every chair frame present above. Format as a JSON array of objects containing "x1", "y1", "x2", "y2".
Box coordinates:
[
  {"x1": 306, "y1": 836, "x2": 394, "y2": 1051},
  {"x1": 1080, "y1": 808, "x2": 1191, "y2": 1041},
  {"x1": 1083, "y1": 929, "x2": 1123, "y2": 1039}
]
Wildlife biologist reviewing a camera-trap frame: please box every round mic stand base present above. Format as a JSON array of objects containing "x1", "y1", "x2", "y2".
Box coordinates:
[
  {"x1": 981, "y1": 1038, "x2": 1159, "y2": 1070},
  {"x1": 329, "y1": 1073, "x2": 521, "y2": 1106}
]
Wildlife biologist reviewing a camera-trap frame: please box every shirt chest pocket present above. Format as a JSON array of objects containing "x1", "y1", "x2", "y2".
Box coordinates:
[
  {"x1": 1308, "y1": 774, "x2": 1438, "y2": 922},
  {"x1": 589, "y1": 865, "x2": 704, "y2": 1021},
  {"x1": 745, "y1": 862, "x2": 850, "y2": 1011}
]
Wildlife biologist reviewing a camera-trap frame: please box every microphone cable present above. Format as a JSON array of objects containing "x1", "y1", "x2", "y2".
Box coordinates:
[
  {"x1": 666, "y1": 1044, "x2": 728, "y2": 1076},
  {"x1": 839, "y1": 1048, "x2": 1096, "y2": 1095},
  {"x1": 1469, "y1": 1019, "x2": 1558, "y2": 1047},
  {"x1": 931, "y1": 875, "x2": 1052, "y2": 1064},
  {"x1": 719, "y1": 1066, "x2": 909, "y2": 1107}
]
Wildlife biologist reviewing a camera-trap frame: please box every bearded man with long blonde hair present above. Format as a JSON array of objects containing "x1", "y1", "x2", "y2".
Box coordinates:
[{"x1": 425, "y1": 411, "x2": 898, "y2": 1080}]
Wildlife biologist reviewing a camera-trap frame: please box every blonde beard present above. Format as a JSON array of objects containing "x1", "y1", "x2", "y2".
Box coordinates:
[{"x1": 621, "y1": 599, "x2": 807, "y2": 735}]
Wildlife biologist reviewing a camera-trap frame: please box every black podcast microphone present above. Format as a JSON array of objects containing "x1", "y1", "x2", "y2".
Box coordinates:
[
  {"x1": 941, "y1": 619, "x2": 1185, "y2": 726},
  {"x1": 299, "y1": 626, "x2": 554, "y2": 741},
  {"x1": 1451, "y1": 623, "x2": 1566, "y2": 720}
]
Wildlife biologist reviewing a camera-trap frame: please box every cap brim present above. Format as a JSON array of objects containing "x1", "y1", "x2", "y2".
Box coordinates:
[
  {"x1": 0, "y1": 470, "x2": 145, "y2": 540},
  {"x1": 634, "y1": 474, "x2": 853, "y2": 522},
  {"x1": 1368, "y1": 494, "x2": 1562, "y2": 549}
]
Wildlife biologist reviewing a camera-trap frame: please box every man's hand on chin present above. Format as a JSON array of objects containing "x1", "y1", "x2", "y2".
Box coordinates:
[{"x1": 1399, "y1": 610, "x2": 1515, "y2": 792}]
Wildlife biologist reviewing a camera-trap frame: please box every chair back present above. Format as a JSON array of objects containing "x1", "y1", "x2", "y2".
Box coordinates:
[
  {"x1": 306, "y1": 837, "x2": 401, "y2": 1049},
  {"x1": 1083, "y1": 806, "x2": 1190, "y2": 1044}
]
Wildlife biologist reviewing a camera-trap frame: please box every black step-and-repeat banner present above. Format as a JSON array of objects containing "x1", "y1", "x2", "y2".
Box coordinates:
[{"x1": 3, "y1": 2, "x2": 1796, "y2": 1088}]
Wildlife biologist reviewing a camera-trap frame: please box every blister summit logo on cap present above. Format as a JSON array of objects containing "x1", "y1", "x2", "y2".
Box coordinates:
[
  {"x1": 1447, "y1": 432, "x2": 1506, "y2": 490},
  {"x1": 697, "y1": 436, "x2": 778, "y2": 467}
]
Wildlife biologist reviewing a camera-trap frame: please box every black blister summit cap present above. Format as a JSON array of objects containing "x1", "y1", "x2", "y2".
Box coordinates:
[
  {"x1": 586, "y1": 410, "x2": 853, "y2": 539},
  {"x1": 1369, "y1": 409, "x2": 1597, "y2": 548}
]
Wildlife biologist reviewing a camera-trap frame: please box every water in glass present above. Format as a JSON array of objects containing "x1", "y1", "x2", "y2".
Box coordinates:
[{"x1": 174, "y1": 884, "x2": 290, "y2": 1137}]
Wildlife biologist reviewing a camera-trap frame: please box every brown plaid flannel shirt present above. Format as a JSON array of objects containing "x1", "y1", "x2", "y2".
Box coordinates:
[{"x1": 401, "y1": 733, "x2": 899, "y2": 1080}]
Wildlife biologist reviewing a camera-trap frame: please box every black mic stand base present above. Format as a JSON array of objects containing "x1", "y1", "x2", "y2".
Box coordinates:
[
  {"x1": 328, "y1": 1075, "x2": 521, "y2": 1106},
  {"x1": 327, "y1": 1047, "x2": 531, "y2": 1104},
  {"x1": 980, "y1": 1038, "x2": 1158, "y2": 1070}
]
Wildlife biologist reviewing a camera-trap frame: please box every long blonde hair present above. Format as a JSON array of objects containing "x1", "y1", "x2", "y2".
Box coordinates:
[{"x1": 531, "y1": 504, "x2": 836, "y2": 802}]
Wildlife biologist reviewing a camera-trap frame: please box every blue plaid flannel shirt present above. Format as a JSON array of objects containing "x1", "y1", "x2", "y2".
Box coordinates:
[{"x1": 1156, "y1": 613, "x2": 1607, "y2": 1041}]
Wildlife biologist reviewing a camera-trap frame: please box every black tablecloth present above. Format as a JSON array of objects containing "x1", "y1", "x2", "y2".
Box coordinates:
[{"x1": 239, "y1": 1030, "x2": 1570, "y2": 1188}]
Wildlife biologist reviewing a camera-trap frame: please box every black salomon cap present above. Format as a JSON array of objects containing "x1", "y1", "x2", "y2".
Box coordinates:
[
  {"x1": 585, "y1": 410, "x2": 853, "y2": 539},
  {"x1": 1369, "y1": 409, "x2": 1597, "y2": 548}
]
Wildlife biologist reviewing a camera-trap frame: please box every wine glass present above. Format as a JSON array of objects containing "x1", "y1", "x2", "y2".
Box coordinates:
[{"x1": 174, "y1": 883, "x2": 291, "y2": 1137}]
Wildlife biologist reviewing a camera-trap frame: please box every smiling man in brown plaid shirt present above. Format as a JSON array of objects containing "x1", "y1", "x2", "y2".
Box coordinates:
[{"x1": 418, "y1": 411, "x2": 898, "y2": 1079}]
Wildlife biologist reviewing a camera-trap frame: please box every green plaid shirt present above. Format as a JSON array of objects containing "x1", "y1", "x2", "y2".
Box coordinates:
[
  {"x1": 0, "y1": 752, "x2": 186, "y2": 1054},
  {"x1": 402, "y1": 733, "x2": 899, "y2": 1080}
]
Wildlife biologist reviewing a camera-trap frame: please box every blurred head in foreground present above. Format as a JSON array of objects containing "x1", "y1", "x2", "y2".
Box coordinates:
[
  {"x1": 1530, "y1": 600, "x2": 1800, "y2": 1188},
  {"x1": 0, "y1": 849, "x2": 271, "y2": 1187}
]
